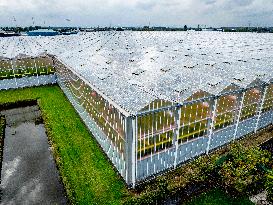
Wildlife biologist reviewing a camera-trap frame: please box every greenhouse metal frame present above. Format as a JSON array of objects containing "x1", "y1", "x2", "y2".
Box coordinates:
[{"x1": 0, "y1": 31, "x2": 272, "y2": 187}]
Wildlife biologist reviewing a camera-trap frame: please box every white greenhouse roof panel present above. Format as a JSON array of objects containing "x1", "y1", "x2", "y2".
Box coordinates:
[{"x1": 0, "y1": 31, "x2": 273, "y2": 114}]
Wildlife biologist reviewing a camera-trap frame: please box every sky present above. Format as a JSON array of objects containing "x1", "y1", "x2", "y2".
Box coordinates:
[{"x1": 0, "y1": 0, "x2": 273, "y2": 27}]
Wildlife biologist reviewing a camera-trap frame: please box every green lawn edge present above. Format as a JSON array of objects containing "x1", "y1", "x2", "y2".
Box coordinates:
[{"x1": 0, "y1": 85, "x2": 129, "y2": 205}]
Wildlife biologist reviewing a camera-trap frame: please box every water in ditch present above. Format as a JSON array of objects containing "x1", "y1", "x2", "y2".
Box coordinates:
[{"x1": 0, "y1": 105, "x2": 67, "y2": 204}]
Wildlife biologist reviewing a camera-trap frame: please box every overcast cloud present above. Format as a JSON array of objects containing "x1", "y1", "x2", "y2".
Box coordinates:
[{"x1": 0, "y1": 0, "x2": 272, "y2": 27}]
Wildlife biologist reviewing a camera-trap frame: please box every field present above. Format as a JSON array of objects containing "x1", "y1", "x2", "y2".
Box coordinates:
[{"x1": 0, "y1": 85, "x2": 128, "y2": 204}]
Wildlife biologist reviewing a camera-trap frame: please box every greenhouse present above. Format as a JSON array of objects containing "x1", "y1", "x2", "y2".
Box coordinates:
[{"x1": 0, "y1": 31, "x2": 272, "y2": 187}]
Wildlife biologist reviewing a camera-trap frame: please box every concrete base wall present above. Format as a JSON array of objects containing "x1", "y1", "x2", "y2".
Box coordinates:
[{"x1": 0, "y1": 75, "x2": 57, "y2": 90}]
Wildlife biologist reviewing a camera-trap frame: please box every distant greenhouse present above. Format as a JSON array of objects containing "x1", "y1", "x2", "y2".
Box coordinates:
[
  {"x1": 27, "y1": 29, "x2": 60, "y2": 36},
  {"x1": 0, "y1": 31, "x2": 272, "y2": 187}
]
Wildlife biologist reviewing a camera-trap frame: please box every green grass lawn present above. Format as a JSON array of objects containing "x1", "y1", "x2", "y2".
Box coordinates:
[
  {"x1": 0, "y1": 85, "x2": 128, "y2": 204},
  {"x1": 185, "y1": 188, "x2": 254, "y2": 205}
]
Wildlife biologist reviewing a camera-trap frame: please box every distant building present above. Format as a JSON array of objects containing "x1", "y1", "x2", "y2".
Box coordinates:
[
  {"x1": 0, "y1": 30, "x2": 20, "y2": 37},
  {"x1": 27, "y1": 29, "x2": 59, "y2": 36}
]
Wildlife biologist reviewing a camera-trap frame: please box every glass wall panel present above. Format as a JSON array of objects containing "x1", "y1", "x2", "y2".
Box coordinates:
[
  {"x1": 240, "y1": 88, "x2": 261, "y2": 121},
  {"x1": 137, "y1": 108, "x2": 175, "y2": 159},
  {"x1": 262, "y1": 84, "x2": 273, "y2": 113},
  {"x1": 214, "y1": 95, "x2": 237, "y2": 130},
  {"x1": 178, "y1": 101, "x2": 209, "y2": 143}
]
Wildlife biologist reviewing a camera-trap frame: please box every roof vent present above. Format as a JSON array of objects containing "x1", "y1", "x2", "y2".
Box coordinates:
[
  {"x1": 256, "y1": 72, "x2": 266, "y2": 77},
  {"x1": 238, "y1": 59, "x2": 247, "y2": 62},
  {"x1": 184, "y1": 63, "x2": 196, "y2": 69},
  {"x1": 208, "y1": 77, "x2": 222, "y2": 87},
  {"x1": 205, "y1": 61, "x2": 216, "y2": 66},
  {"x1": 97, "y1": 73, "x2": 111, "y2": 80},
  {"x1": 160, "y1": 67, "x2": 171, "y2": 72},
  {"x1": 252, "y1": 57, "x2": 261, "y2": 61},
  {"x1": 132, "y1": 68, "x2": 145, "y2": 75},
  {"x1": 233, "y1": 74, "x2": 245, "y2": 82},
  {"x1": 174, "y1": 85, "x2": 190, "y2": 94},
  {"x1": 129, "y1": 79, "x2": 144, "y2": 87}
]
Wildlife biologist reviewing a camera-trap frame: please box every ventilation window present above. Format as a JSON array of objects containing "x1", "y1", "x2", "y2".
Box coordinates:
[
  {"x1": 184, "y1": 63, "x2": 196, "y2": 69},
  {"x1": 252, "y1": 57, "x2": 260, "y2": 61},
  {"x1": 223, "y1": 61, "x2": 231, "y2": 64},
  {"x1": 256, "y1": 72, "x2": 266, "y2": 77},
  {"x1": 97, "y1": 73, "x2": 111, "y2": 80},
  {"x1": 208, "y1": 77, "x2": 222, "y2": 87},
  {"x1": 132, "y1": 68, "x2": 145, "y2": 75},
  {"x1": 128, "y1": 79, "x2": 143, "y2": 87},
  {"x1": 205, "y1": 61, "x2": 216, "y2": 66},
  {"x1": 174, "y1": 85, "x2": 190, "y2": 94},
  {"x1": 238, "y1": 59, "x2": 247, "y2": 62},
  {"x1": 233, "y1": 74, "x2": 245, "y2": 82},
  {"x1": 160, "y1": 67, "x2": 171, "y2": 72}
]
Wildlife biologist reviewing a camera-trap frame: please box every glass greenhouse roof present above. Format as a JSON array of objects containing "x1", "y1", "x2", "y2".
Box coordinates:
[{"x1": 0, "y1": 31, "x2": 272, "y2": 114}]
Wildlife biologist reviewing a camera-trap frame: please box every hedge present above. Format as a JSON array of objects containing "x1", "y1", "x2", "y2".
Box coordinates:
[{"x1": 0, "y1": 115, "x2": 5, "y2": 172}]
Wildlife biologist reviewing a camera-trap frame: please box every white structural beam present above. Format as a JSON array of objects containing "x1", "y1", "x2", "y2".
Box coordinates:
[
  {"x1": 233, "y1": 91, "x2": 245, "y2": 140},
  {"x1": 173, "y1": 106, "x2": 181, "y2": 168},
  {"x1": 125, "y1": 116, "x2": 137, "y2": 188},
  {"x1": 254, "y1": 85, "x2": 268, "y2": 133},
  {"x1": 206, "y1": 98, "x2": 218, "y2": 154},
  {"x1": 11, "y1": 59, "x2": 18, "y2": 87}
]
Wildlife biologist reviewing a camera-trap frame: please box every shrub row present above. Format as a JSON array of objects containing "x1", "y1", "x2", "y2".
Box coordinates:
[
  {"x1": 266, "y1": 169, "x2": 273, "y2": 202},
  {"x1": 124, "y1": 126, "x2": 273, "y2": 204},
  {"x1": 0, "y1": 115, "x2": 6, "y2": 177}
]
